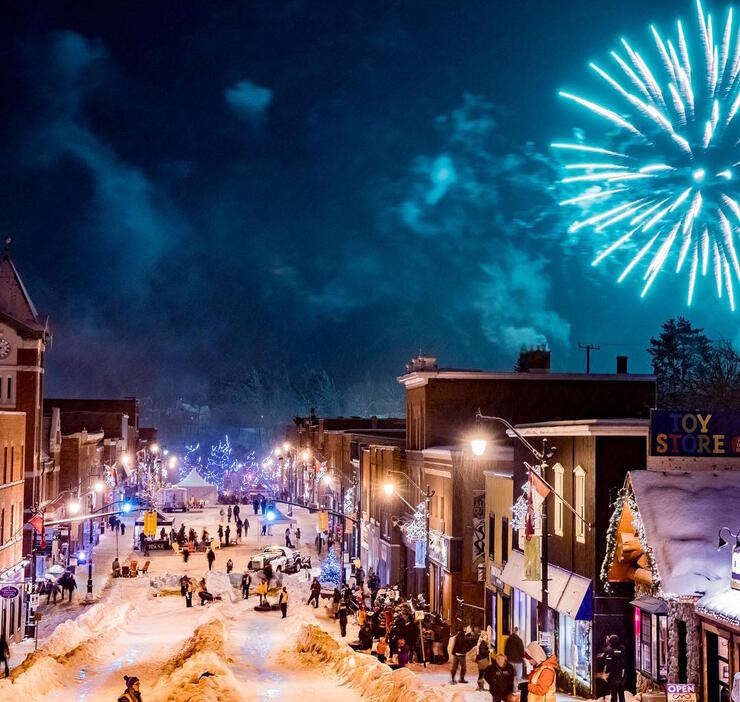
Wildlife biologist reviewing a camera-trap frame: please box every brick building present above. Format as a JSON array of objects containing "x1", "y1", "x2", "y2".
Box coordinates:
[
  {"x1": 396, "y1": 352, "x2": 655, "y2": 630},
  {"x1": 0, "y1": 411, "x2": 28, "y2": 643}
]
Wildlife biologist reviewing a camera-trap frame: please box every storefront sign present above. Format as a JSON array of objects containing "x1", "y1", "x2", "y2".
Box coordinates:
[
  {"x1": 0, "y1": 585, "x2": 19, "y2": 599},
  {"x1": 732, "y1": 546, "x2": 740, "y2": 591},
  {"x1": 429, "y1": 530, "x2": 449, "y2": 569},
  {"x1": 667, "y1": 683, "x2": 696, "y2": 702},
  {"x1": 524, "y1": 535, "x2": 541, "y2": 581},
  {"x1": 650, "y1": 410, "x2": 740, "y2": 456}
]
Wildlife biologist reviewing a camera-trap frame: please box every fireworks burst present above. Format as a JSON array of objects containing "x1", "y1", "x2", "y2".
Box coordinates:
[{"x1": 555, "y1": 0, "x2": 740, "y2": 309}]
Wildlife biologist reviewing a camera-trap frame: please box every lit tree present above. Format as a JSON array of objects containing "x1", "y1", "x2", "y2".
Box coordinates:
[
  {"x1": 203, "y1": 435, "x2": 235, "y2": 492},
  {"x1": 319, "y1": 548, "x2": 341, "y2": 587}
]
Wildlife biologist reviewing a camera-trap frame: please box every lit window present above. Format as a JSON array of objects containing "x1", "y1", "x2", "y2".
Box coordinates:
[
  {"x1": 553, "y1": 463, "x2": 564, "y2": 536},
  {"x1": 574, "y1": 465, "x2": 586, "y2": 543}
]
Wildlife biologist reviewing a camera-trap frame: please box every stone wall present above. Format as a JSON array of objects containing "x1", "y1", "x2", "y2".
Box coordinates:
[{"x1": 667, "y1": 598, "x2": 702, "y2": 690}]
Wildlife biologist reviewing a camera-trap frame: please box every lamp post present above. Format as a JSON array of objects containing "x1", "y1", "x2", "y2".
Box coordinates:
[
  {"x1": 383, "y1": 471, "x2": 435, "y2": 601},
  {"x1": 470, "y1": 409, "x2": 558, "y2": 637}
]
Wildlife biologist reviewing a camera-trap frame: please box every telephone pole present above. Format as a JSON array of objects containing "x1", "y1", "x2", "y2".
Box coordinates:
[{"x1": 578, "y1": 343, "x2": 600, "y2": 374}]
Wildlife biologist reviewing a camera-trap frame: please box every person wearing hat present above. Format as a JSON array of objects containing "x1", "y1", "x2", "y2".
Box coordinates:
[
  {"x1": 521, "y1": 642, "x2": 558, "y2": 702},
  {"x1": 118, "y1": 675, "x2": 143, "y2": 702}
]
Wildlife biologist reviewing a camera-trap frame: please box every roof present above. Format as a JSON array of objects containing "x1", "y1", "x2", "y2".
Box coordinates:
[
  {"x1": 629, "y1": 470, "x2": 740, "y2": 598},
  {"x1": 631, "y1": 595, "x2": 669, "y2": 615},
  {"x1": 397, "y1": 369, "x2": 656, "y2": 389},
  {"x1": 176, "y1": 468, "x2": 216, "y2": 488},
  {"x1": 696, "y1": 588, "x2": 740, "y2": 626},
  {"x1": 0, "y1": 254, "x2": 45, "y2": 336},
  {"x1": 512, "y1": 418, "x2": 649, "y2": 437}
]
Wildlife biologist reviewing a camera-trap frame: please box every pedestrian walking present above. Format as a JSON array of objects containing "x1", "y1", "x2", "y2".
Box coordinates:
[
  {"x1": 279, "y1": 586, "x2": 289, "y2": 618},
  {"x1": 315, "y1": 533, "x2": 323, "y2": 555},
  {"x1": 241, "y1": 571, "x2": 251, "y2": 599},
  {"x1": 186, "y1": 577, "x2": 194, "y2": 608},
  {"x1": 217, "y1": 525, "x2": 224, "y2": 546},
  {"x1": 118, "y1": 674, "x2": 142, "y2": 702},
  {"x1": 355, "y1": 565, "x2": 365, "y2": 589},
  {"x1": 338, "y1": 602, "x2": 348, "y2": 637},
  {"x1": 260, "y1": 496, "x2": 266, "y2": 514},
  {"x1": 180, "y1": 574, "x2": 188, "y2": 598},
  {"x1": 243, "y1": 517, "x2": 250, "y2": 539},
  {"x1": 601, "y1": 634, "x2": 627, "y2": 702},
  {"x1": 233, "y1": 504, "x2": 240, "y2": 521},
  {"x1": 64, "y1": 571, "x2": 77, "y2": 602},
  {"x1": 227, "y1": 505, "x2": 232, "y2": 523},
  {"x1": 332, "y1": 587, "x2": 341, "y2": 618},
  {"x1": 236, "y1": 519, "x2": 242, "y2": 541},
  {"x1": 368, "y1": 568, "x2": 379, "y2": 607},
  {"x1": 504, "y1": 626, "x2": 525, "y2": 684},
  {"x1": 451, "y1": 628, "x2": 473, "y2": 684},
  {"x1": 0, "y1": 632, "x2": 10, "y2": 678},
  {"x1": 307, "y1": 578, "x2": 321, "y2": 608},
  {"x1": 225, "y1": 525, "x2": 231, "y2": 546},
  {"x1": 295, "y1": 527, "x2": 301, "y2": 547},
  {"x1": 285, "y1": 527, "x2": 292, "y2": 548},
  {"x1": 207, "y1": 547, "x2": 215, "y2": 571},
  {"x1": 521, "y1": 642, "x2": 558, "y2": 702},
  {"x1": 120, "y1": 522, "x2": 126, "y2": 536},
  {"x1": 253, "y1": 497, "x2": 259, "y2": 515},
  {"x1": 183, "y1": 543, "x2": 190, "y2": 563},
  {"x1": 169, "y1": 527, "x2": 176, "y2": 545},
  {"x1": 484, "y1": 653, "x2": 516, "y2": 702},
  {"x1": 226, "y1": 558, "x2": 233, "y2": 574}
]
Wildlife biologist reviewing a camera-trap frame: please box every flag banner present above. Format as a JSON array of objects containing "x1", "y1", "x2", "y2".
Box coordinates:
[
  {"x1": 524, "y1": 535, "x2": 541, "y2": 581},
  {"x1": 529, "y1": 468, "x2": 551, "y2": 512},
  {"x1": 28, "y1": 514, "x2": 43, "y2": 535}
]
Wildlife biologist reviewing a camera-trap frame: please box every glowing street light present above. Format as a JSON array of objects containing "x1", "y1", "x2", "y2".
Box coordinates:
[
  {"x1": 150, "y1": 443, "x2": 160, "y2": 454},
  {"x1": 283, "y1": 441, "x2": 291, "y2": 452},
  {"x1": 93, "y1": 480, "x2": 104, "y2": 493},
  {"x1": 121, "y1": 454, "x2": 131, "y2": 467},
  {"x1": 383, "y1": 482, "x2": 395, "y2": 496},
  {"x1": 122, "y1": 502, "x2": 132, "y2": 514},
  {"x1": 68, "y1": 499, "x2": 81, "y2": 515},
  {"x1": 274, "y1": 447, "x2": 282, "y2": 457},
  {"x1": 470, "y1": 438, "x2": 487, "y2": 456},
  {"x1": 301, "y1": 449, "x2": 311, "y2": 462},
  {"x1": 168, "y1": 456, "x2": 178, "y2": 469}
]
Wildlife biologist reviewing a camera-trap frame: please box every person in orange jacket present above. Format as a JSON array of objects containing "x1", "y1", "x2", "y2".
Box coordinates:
[{"x1": 522, "y1": 642, "x2": 558, "y2": 702}]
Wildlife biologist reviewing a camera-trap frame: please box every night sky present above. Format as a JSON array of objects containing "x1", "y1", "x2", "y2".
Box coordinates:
[{"x1": 0, "y1": 0, "x2": 734, "y2": 401}]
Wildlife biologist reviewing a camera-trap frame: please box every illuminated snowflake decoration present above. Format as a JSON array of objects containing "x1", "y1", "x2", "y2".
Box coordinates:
[
  {"x1": 555, "y1": 1, "x2": 740, "y2": 309},
  {"x1": 402, "y1": 502, "x2": 428, "y2": 542}
]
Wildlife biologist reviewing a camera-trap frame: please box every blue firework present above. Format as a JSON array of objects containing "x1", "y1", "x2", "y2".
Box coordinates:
[{"x1": 555, "y1": 1, "x2": 740, "y2": 309}]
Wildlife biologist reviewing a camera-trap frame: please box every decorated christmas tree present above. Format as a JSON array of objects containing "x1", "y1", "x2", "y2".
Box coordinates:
[{"x1": 319, "y1": 548, "x2": 341, "y2": 587}]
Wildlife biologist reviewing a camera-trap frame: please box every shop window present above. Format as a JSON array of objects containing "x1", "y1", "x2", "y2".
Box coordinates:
[
  {"x1": 558, "y1": 613, "x2": 592, "y2": 686},
  {"x1": 501, "y1": 517, "x2": 509, "y2": 564},
  {"x1": 488, "y1": 514, "x2": 496, "y2": 559},
  {"x1": 574, "y1": 466, "x2": 586, "y2": 543},
  {"x1": 677, "y1": 620, "x2": 688, "y2": 683},
  {"x1": 634, "y1": 606, "x2": 667, "y2": 682},
  {"x1": 6, "y1": 376, "x2": 11, "y2": 400},
  {"x1": 553, "y1": 463, "x2": 564, "y2": 536}
]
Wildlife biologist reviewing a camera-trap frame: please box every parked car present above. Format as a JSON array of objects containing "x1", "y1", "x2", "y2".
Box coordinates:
[{"x1": 248, "y1": 545, "x2": 300, "y2": 573}]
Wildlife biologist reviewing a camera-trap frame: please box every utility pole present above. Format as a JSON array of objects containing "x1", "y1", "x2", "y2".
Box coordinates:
[{"x1": 578, "y1": 343, "x2": 600, "y2": 374}]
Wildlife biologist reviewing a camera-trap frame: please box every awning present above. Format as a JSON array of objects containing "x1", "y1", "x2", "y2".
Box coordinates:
[
  {"x1": 631, "y1": 595, "x2": 668, "y2": 615},
  {"x1": 501, "y1": 550, "x2": 592, "y2": 620}
]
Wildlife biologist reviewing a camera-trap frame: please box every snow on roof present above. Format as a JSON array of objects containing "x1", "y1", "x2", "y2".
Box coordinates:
[
  {"x1": 696, "y1": 588, "x2": 740, "y2": 626},
  {"x1": 176, "y1": 468, "x2": 216, "y2": 488},
  {"x1": 630, "y1": 470, "x2": 740, "y2": 598}
]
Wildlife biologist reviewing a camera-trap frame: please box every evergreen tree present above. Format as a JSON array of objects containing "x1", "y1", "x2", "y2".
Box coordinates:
[{"x1": 319, "y1": 548, "x2": 341, "y2": 587}]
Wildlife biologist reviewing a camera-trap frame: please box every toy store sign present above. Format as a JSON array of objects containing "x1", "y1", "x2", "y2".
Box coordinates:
[{"x1": 650, "y1": 410, "x2": 740, "y2": 457}]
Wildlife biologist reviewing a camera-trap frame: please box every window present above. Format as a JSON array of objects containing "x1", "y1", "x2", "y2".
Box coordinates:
[
  {"x1": 501, "y1": 595, "x2": 511, "y2": 636},
  {"x1": 553, "y1": 463, "x2": 564, "y2": 536},
  {"x1": 501, "y1": 517, "x2": 509, "y2": 564},
  {"x1": 6, "y1": 376, "x2": 11, "y2": 400},
  {"x1": 634, "y1": 606, "x2": 667, "y2": 682},
  {"x1": 1, "y1": 447, "x2": 5, "y2": 484},
  {"x1": 558, "y1": 613, "x2": 592, "y2": 686},
  {"x1": 0, "y1": 507, "x2": 4, "y2": 544},
  {"x1": 574, "y1": 466, "x2": 586, "y2": 543},
  {"x1": 9, "y1": 505, "x2": 13, "y2": 539},
  {"x1": 10, "y1": 445, "x2": 13, "y2": 482},
  {"x1": 488, "y1": 514, "x2": 496, "y2": 559}
]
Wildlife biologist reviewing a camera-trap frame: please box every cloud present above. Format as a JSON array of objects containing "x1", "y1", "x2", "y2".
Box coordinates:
[{"x1": 225, "y1": 79, "x2": 273, "y2": 124}]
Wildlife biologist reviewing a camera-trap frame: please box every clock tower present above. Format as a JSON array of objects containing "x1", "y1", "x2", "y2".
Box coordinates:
[{"x1": 0, "y1": 245, "x2": 49, "y2": 519}]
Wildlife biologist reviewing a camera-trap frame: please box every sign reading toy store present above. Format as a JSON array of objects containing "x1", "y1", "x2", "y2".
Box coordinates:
[{"x1": 650, "y1": 410, "x2": 740, "y2": 457}]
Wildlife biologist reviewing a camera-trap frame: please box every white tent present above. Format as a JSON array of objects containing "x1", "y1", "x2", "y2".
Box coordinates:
[{"x1": 175, "y1": 469, "x2": 218, "y2": 505}]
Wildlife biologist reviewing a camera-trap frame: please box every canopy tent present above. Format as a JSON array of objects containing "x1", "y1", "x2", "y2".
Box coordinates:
[
  {"x1": 175, "y1": 468, "x2": 218, "y2": 505},
  {"x1": 259, "y1": 506, "x2": 297, "y2": 526}
]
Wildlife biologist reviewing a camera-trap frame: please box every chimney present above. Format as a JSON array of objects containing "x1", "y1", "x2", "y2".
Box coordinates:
[
  {"x1": 516, "y1": 346, "x2": 551, "y2": 373},
  {"x1": 406, "y1": 353, "x2": 438, "y2": 373},
  {"x1": 616, "y1": 356, "x2": 628, "y2": 374}
]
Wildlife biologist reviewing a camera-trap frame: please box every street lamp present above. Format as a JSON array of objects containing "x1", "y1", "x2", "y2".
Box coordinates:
[
  {"x1": 383, "y1": 471, "x2": 434, "y2": 604},
  {"x1": 68, "y1": 499, "x2": 81, "y2": 515},
  {"x1": 471, "y1": 409, "x2": 561, "y2": 639},
  {"x1": 93, "y1": 480, "x2": 104, "y2": 494}
]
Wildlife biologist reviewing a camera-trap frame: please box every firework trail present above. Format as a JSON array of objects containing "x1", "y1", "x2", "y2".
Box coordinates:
[{"x1": 555, "y1": 0, "x2": 740, "y2": 309}]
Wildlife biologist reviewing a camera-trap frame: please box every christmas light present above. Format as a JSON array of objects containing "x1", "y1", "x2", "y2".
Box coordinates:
[{"x1": 319, "y1": 548, "x2": 342, "y2": 587}]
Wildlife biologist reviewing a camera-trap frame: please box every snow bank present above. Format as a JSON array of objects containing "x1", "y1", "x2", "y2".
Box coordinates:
[
  {"x1": 205, "y1": 570, "x2": 240, "y2": 602},
  {"x1": 149, "y1": 618, "x2": 253, "y2": 702},
  {"x1": 296, "y1": 624, "x2": 447, "y2": 702}
]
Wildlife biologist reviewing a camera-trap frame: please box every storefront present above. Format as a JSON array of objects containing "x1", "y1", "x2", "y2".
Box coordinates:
[
  {"x1": 0, "y1": 561, "x2": 26, "y2": 643},
  {"x1": 429, "y1": 529, "x2": 452, "y2": 621},
  {"x1": 631, "y1": 596, "x2": 668, "y2": 685},
  {"x1": 697, "y1": 589, "x2": 740, "y2": 702},
  {"x1": 502, "y1": 550, "x2": 593, "y2": 689}
]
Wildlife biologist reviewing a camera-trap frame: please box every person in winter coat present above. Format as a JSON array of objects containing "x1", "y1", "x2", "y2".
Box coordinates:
[
  {"x1": 279, "y1": 586, "x2": 289, "y2": 618},
  {"x1": 338, "y1": 602, "x2": 349, "y2": 637},
  {"x1": 180, "y1": 574, "x2": 188, "y2": 598},
  {"x1": 358, "y1": 622, "x2": 373, "y2": 651},
  {"x1": 183, "y1": 543, "x2": 190, "y2": 563},
  {"x1": 243, "y1": 517, "x2": 250, "y2": 539},
  {"x1": 263, "y1": 562, "x2": 273, "y2": 587},
  {"x1": 241, "y1": 571, "x2": 251, "y2": 599},
  {"x1": 484, "y1": 653, "x2": 516, "y2": 702},
  {"x1": 236, "y1": 519, "x2": 242, "y2": 541},
  {"x1": 285, "y1": 527, "x2": 293, "y2": 548},
  {"x1": 602, "y1": 634, "x2": 627, "y2": 702},
  {"x1": 226, "y1": 558, "x2": 233, "y2": 574},
  {"x1": 0, "y1": 632, "x2": 10, "y2": 678},
  {"x1": 331, "y1": 587, "x2": 342, "y2": 617},
  {"x1": 118, "y1": 675, "x2": 142, "y2": 702},
  {"x1": 225, "y1": 525, "x2": 231, "y2": 546},
  {"x1": 185, "y1": 577, "x2": 194, "y2": 608},
  {"x1": 476, "y1": 633, "x2": 491, "y2": 684},
  {"x1": 206, "y1": 548, "x2": 215, "y2": 571},
  {"x1": 253, "y1": 497, "x2": 259, "y2": 515},
  {"x1": 120, "y1": 522, "x2": 126, "y2": 536},
  {"x1": 354, "y1": 566, "x2": 365, "y2": 589},
  {"x1": 522, "y1": 642, "x2": 558, "y2": 702},
  {"x1": 396, "y1": 638, "x2": 409, "y2": 668},
  {"x1": 295, "y1": 527, "x2": 301, "y2": 547},
  {"x1": 367, "y1": 569, "x2": 379, "y2": 606},
  {"x1": 307, "y1": 578, "x2": 321, "y2": 608},
  {"x1": 227, "y1": 505, "x2": 232, "y2": 523},
  {"x1": 257, "y1": 579, "x2": 268, "y2": 606},
  {"x1": 217, "y1": 525, "x2": 224, "y2": 546},
  {"x1": 112, "y1": 557, "x2": 121, "y2": 578},
  {"x1": 198, "y1": 578, "x2": 213, "y2": 606},
  {"x1": 64, "y1": 572, "x2": 77, "y2": 602},
  {"x1": 233, "y1": 504, "x2": 240, "y2": 521},
  {"x1": 450, "y1": 628, "x2": 473, "y2": 684},
  {"x1": 505, "y1": 627, "x2": 525, "y2": 683}
]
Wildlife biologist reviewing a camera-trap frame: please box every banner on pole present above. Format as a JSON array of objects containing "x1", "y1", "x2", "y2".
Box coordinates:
[
  {"x1": 143, "y1": 511, "x2": 157, "y2": 537},
  {"x1": 524, "y1": 535, "x2": 541, "y2": 581}
]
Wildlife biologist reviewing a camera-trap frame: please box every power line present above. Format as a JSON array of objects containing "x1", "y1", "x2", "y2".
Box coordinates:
[{"x1": 578, "y1": 342, "x2": 600, "y2": 374}]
